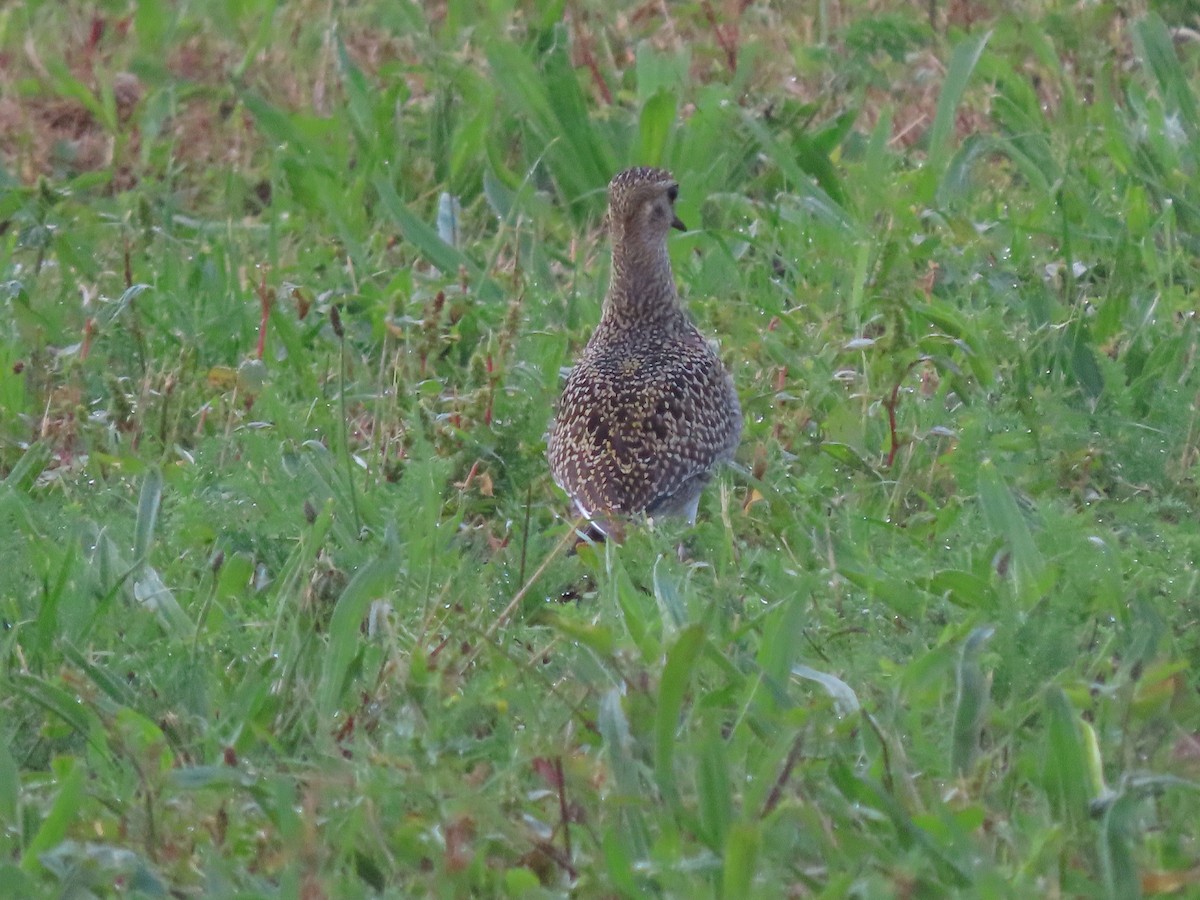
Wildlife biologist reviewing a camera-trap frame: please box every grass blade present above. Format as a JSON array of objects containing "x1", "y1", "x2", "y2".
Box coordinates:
[
  {"x1": 318, "y1": 553, "x2": 403, "y2": 719},
  {"x1": 1131, "y1": 13, "x2": 1199, "y2": 137},
  {"x1": 722, "y1": 822, "x2": 761, "y2": 898},
  {"x1": 651, "y1": 556, "x2": 686, "y2": 635},
  {"x1": 638, "y1": 89, "x2": 677, "y2": 167},
  {"x1": 792, "y1": 665, "x2": 860, "y2": 716},
  {"x1": 371, "y1": 174, "x2": 466, "y2": 275},
  {"x1": 1099, "y1": 792, "x2": 1141, "y2": 900},
  {"x1": 927, "y1": 30, "x2": 992, "y2": 182},
  {"x1": 698, "y1": 725, "x2": 733, "y2": 849},
  {"x1": 19, "y1": 758, "x2": 85, "y2": 873},
  {"x1": 598, "y1": 688, "x2": 651, "y2": 859},
  {"x1": 0, "y1": 739, "x2": 19, "y2": 828},
  {"x1": 737, "y1": 110, "x2": 856, "y2": 234},
  {"x1": 976, "y1": 461, "x2": 1043, "y2": 603},
  {"x1": 654, "y1": 624, "x2": 706, "y2": 813},
  {"x1": 133, "y1": 466, "x2": 162, "y2": 563},
  {"x1": 4, "y1": 442, "x2": 51, "y2": 492},
  {"x1": 950, "y1": 625, "x2": 994, "y2": 776},
  {"x1": 1042, "y1": 687, "x2": 1092, "y2": 826}
]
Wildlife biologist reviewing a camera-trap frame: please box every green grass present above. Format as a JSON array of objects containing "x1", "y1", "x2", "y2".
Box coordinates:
[{"x1": 2, "y1": 0, "x2": 1200, "y2": 895}]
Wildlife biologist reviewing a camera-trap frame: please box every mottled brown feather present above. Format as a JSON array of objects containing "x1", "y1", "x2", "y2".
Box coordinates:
[{"x1": 547, "y1": 167, "x2": 742, "y2": 531}]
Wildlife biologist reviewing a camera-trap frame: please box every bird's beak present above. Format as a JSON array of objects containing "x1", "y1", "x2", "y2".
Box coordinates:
[{"x1": 671, "y1": 215, "x2": 687, "y2": 232}]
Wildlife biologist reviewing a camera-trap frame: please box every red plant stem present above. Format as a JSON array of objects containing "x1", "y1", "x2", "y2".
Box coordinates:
[
  {"x1": 885, "y1": 383, "x2": 901, "y2": 468},
  {"x1": 702, "y1": 1, "x2": 740, "y2": 73},
  {"x1": 571, "y1": 16, "x2": 613, "y2": 104},
  {"x1": 81, "y1": 318, "x2": 96, "y2": 361},
  {"x1": 555, "y1": 756, "x2": 572, "y2": 862},
  {"x1": 884, "y1": 360, "x2": 922, "y2": 468},
  {"x1": 484, "y1": 354, "x2": 495, "y2": 426}
]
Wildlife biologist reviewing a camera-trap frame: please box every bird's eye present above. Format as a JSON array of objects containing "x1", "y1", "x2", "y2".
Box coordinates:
[{"x1": 666, "y1": 184, "x2": 679, "y2": 203}]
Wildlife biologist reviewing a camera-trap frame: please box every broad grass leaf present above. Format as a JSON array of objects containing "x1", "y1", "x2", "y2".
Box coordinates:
[
  {"x1": 11, "y1": 675, "x2": 104, "y2": 747},
  {"x1": 543, "y1": 611, "x2": 616, "y2": 656},
  {"x1": 134, "y1": 467, "x2": 162, "y2": 563},
  {"x1": 635, "y1": 42, "x2": 689, "y2": 101},
  {"x1": 598, "y1": 688, "x2": 650, "y2": 858},
  {"x1": 449, "y1": 102, "x2": 491, "y2": 186},
  {"x1": 0, "y1": 740, "x2": 17, "y2": 825},
  {"x1": 926, "y1": 30, "x2": 992, "y2": 187},
  {"x1": 45, "y1": 59, "x2": 113, "y2": 132},
  {"x1": 950, "y1": 625, "x2": 994, "y2": 776},
  {"x1": 821, "y1": 442, "x2": 880, "y2": 477},
  {"x1": 989, "y1": 134, "x2": 1054, "y2": 197},
  {"x1": 335, "y1": 36, "x2": 376, "y2": 150},
  {"x1": 134, "y1": 0, "x2": 170, "y2": 55},
  {"x1": 937, "y1": 133, "x2": 994, "y2": 206},
  {"x1": 539, "y1": 29, "x2": 616, "y2": 196},
  {"x1": 232, "y1": 0, "x2": 281, "y2": 79},
  {"x1": 133, "y1": 567, "x2": 192, "y2": 637},
  {"x1": 373, "y1": 174, "x2": 502, "y2": 303},
  {"x1": 651, "y1": 556, "x2": 686, "y2": 635},
  {"x1": 59, "y1": 645, "x2": 136, "y2": 709},
  {"x1": 670, "y1": 85, "x2": 756, "y2": 190},
  {"x1": 4, "y1": 441, "x2": 51, "y2": 492},
  {"x1": 19, "y1": 757, "x2": 85, "y2": 873},
  {"x1": 532, "y1": 0, "x2": 568, "y2": 30},
  {"x1": 1042, "y1": 687, "x2": 1092, "y2": 826},
  {"x1": 482, "y1": 168, "x2": 516, "y2": 220},
  {"x1": 829, "y1": 759, "x2": 971, "y2": 886},
  {"x1": 1091, "y1": 68, "x2": 1137, "y2": 174},
  {"x1": 756, "y1": 594, "x2": 807, "y2": 695},
  {"x1": 212, "y1": 549, "x2": 253, "y2": 601},
  {"x1": 1098, "y1": 792, "x2": 1141, "y2": 900},
  {"x1": 240, "y1": 92, "x2": 332, "y2": 169},
  {"x1": 862, "y1": 106, "x2": 894, "y2": 198},
  {"x1": 318, "y1": 554, "x2": 402, "y2": 718},
  {"x1": 792, "y1": 130, "x2": 849, "y2": 209},
  {"x1": 837, "y1": 565, "x2": 923, "y2": 617},
  {"x1": 916, "y1": 300, "x2": 994, "y2": 385},
  {"x1": 654, "y1": 625, "x2": 706, "y2": 813},
  {"x1": 722, "y1": 822, "x2": 760, "y2": 899},
  {"x1": 503, "y1": 867, "x2": 540, "y2": 894},
  {"x1": 698, "y1": 726, "x2": 733, "y2": 848},
  {"x1": 607, "y1": 547, "x2": 654, "y2": 656},
  {"x1": 35, "y1": 540, "x2": 76, "y2": 660},
  {"x1": 792, "y1": 665, "x2": 860, "y2": 717},
  {"x1": 638, "y1": 89, "x2": 676, "y2": 167},
  {"x1": 487, "y1": 31, "x2": 613, "y2": 215},
  {"x1": 976, "y1": 461, "x2": 1043, "y2": 602},
  {"x1": 1131, "y1": 13, "x2": 1199, "y2": 138},
  {"x1": 113, "y1": 707, "x2": 174, "y2": 773},
  {"x1": 925, "y1": 569, "x2": 996, "y2": 609},
  {"x1": 738, "y1": 111, "x2": 856, "y2": 234},
  {"x1": 601, "y1": 825, "x2": 639, "y2": 896},
  {"x1": 1067, "y1": 322, "x2": 1105, "y2": 401}
]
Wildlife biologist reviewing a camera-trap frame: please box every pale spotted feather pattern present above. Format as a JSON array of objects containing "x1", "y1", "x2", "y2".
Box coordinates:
[{"x1": 547, "y1": 167, "x2": 742, "y2": 531}]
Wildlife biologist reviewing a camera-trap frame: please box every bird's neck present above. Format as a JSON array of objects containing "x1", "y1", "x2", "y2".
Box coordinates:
[{"x1": 602, "y1": 232, "x2": 683, "y2": 326}]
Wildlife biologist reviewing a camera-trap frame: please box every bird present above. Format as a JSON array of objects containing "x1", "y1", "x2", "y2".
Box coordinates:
[{"x1": 547, "y1": 166, "x2": 742, "y2": 537}]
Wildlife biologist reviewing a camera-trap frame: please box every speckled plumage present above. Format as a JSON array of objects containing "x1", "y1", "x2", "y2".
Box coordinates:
[{"x1": 547, "y1": 167, "x2": 742, "y2": 532}]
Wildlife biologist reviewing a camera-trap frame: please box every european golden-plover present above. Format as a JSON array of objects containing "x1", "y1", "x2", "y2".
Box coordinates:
[{"x1": 547, "y1": 166, "x2": 742, "y2": 535}]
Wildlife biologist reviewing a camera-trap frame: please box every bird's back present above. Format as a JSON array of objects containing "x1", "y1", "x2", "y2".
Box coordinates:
[{"x1": 548, "y1": 315, "x2": 742, "y2": 522}]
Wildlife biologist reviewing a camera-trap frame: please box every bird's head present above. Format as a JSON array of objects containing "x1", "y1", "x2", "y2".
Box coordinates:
[{"x1": 606, "y1": 166, "x2": 686, "y2": 243}]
